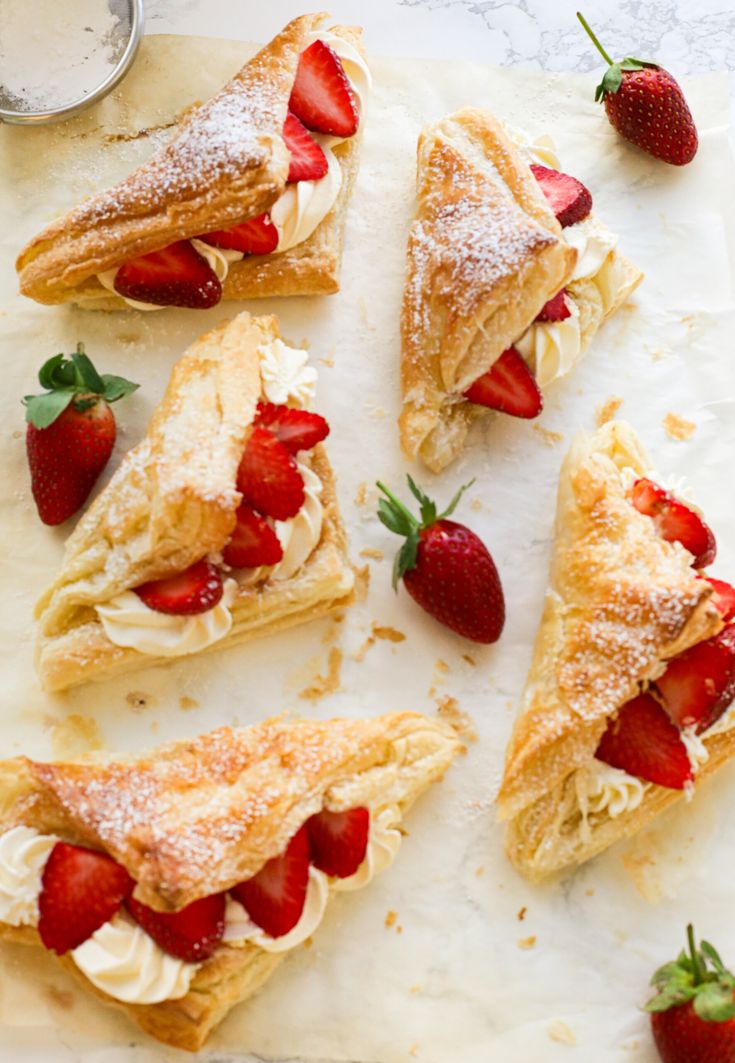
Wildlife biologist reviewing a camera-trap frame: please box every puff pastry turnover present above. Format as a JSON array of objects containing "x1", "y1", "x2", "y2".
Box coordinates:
[
  {"x1": 399, "y1": 108, "x2": 643, "y2": 472},
  {"x1": 16, "y1": 14, "x2": 369, "y2": 309},
  {"x1": 497, "y1": 421, "x2": 735, "y2": 882},
  {"x1": 34, "y1": 311, "x2": 355, "y2": 691},
  {"x1": 0, "y1": 711, "x2": 461, "y2": 1050}
]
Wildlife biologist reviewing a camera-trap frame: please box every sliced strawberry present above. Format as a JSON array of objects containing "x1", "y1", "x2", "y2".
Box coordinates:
[
  {"x1": 306, "y1": 807, "x2": 370, "y2": 879},
  {"x1": 231, "y1": 825, "x2": 310, "y2": 938},
  {"x1": 630, "y1": 478, "x2": 717, "y2": 568},
  {"x1": 656, "y1": 625, "x2": 735, "y2": 734},
  {"x1": 463, "y1": 347, "x2": 543, "y2": 419},
  {"x1": 704, "y1": 577, "x2": 735, "y2": 622},
  {"x1": 536, "y1": 289, "x2": 571, "y2": 322},
  {"x1": 38, "y1": 842, "x2": 134, "y2": 954},
  {"x1": 530, "y1": 164, "x2": 593, "y2": 228},
  {"x1": 596, "y1": 692, "x2": 693, "y2": 789},
  {"x1": 254, "y1": 402, "x2": 330, "y2": 453},
  {"x1": 127, "y1": 893, "x2": 225, "y2": 963},
  {"x1": 282, "y1": 111, "x2": 328, "y2": 182},
  {"x1": 114, "y1": 240, "x2": 222, "y2": 309},
  {"x1": 236, "y1": 426, "x2": 304, "y2": 521},
  {"x1": 289, "y1": 39, "x2": 358, "y2": 138},
  {"x1": 199, "y1": 212, "x2": 279, "y2": 255},
  {"x1": 135, "y1": 559, "x2": 224, "y2": 616},
  {"x1": 223, "y1": 504, "x2": 283, "y2": 569}
]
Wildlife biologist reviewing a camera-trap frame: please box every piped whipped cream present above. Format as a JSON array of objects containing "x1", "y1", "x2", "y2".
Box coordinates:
[
  {"x1": 268, "y1": 463, "x2": 324, "y2": 582},
  {"x1": 516, "y1": 295, "x2": 582, "y2": 391},
  {"x1": 259, "y1": 339, "x2": 317, "y2": 408},
  {"x1": 0, "y1": 826, "x2": 57, "y2": 927},
  {"x1": 98, "y1": 31, "x2": 370, "y2": 308},
  {"x1": 564, "y1": 215, "x2": 618, "y2": 282},
  {"x1": 97, "y1": 577, "x2": 238, "y2": 657},
  {"x1": 577, "y1": 761, "x2": 646, "y2": 819},
  {"x1": 223, "y1": 806, "x2": 402, "y2": 950},
  {"x1": 72, "y1": 912, "x2": 196, "y2": 1004}
]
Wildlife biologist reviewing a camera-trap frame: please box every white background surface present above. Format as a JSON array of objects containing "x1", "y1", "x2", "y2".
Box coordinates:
[{"x1": 1, "y1": 2, "x2": 735, "y2": 1062}]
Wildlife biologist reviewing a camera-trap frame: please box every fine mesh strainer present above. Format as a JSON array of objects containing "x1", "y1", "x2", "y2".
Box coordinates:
[{"x1": 0, "y1": 0, "x2": 144, "y2": 125}]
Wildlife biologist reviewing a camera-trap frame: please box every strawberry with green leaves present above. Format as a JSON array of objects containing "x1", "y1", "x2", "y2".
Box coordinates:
[
  {"x1": 646, "y1": 925, "x2": 735, "y2": 1063},
  {"x1": 24, "y1": 345, "x2": 138, "y2": 526},
  {"x1": 377, "y1": 477, "x2": 505, "y2": 643},
  {"x1": 577, "y1": 12, "x2": 698, "y2": 166}
]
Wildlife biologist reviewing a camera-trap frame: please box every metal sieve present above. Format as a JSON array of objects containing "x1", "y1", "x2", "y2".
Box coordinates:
[{"x1": 0, "y1": 0, "x2": 144, "y2": 125}]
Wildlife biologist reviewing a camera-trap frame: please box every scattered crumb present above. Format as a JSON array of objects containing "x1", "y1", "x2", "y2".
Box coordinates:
[
  {"x1": 409, "y1": 984, "x2": 422, "y2": 994},
  {"x1": 373, "y1": 624, "x2": 406, "y2": 643},
  {"x1": 353, "y1": 564, "x2": 370, "y2": 602},
  {"x1": 596, "y1": 395, "x2": 623, "y2": 427},
  {"x1": 303, "y1": 937, "x2": 313, "y2": 949},
  {"x1": 436, "y1": 695, "x2": 477, "y2": 742},
  {"x1": 385, "y1": 910, "x2": 398, "y2": 928},
  {"x1": 397, "y1": 925, "x2": 403, "y2": 935},
  {"x1": 428, "y1": 659, "x2": 450, "y2": 698},
  {"x1": 585, "y1": 889, "x2": 594, "y2": 897},
  {"x1": 359, "y1": 547, "x2": 384, "y2": 561},
  {"x1": 462, "y1": 654, "x2": 477, "y2": 667},
  {"x1": 319, "y1": 357, "x2": 334, "y2": 368},
  {"x1": 366, "y1": 405, "x2": 387, "y2": 419},
  {"x1": 408, "y1": 1045, "x2": 418, "y2": 1057},
  {"x1": 663, "y1": 412, "x2": 696, "y2": 441},
  {"x1": 179, "y1": 695, "x2": 198, "y2": 711},
  {"x1": 475, "y1": 865, "x2": 485, "y2": 878},
  {"x1": 518, "y1": 936, "x2": 536, "y2": 950},
  {"x1": 620, "y1": 848, "x2": 662, "y2": 902},
  {"x1": 533, "y1": 424, "x2": 563, "y2": 447},
  {"x1": 299, "y1": 648, "x2": 343, "y2": 701},
  {"x1": 50, "y1": 714, "x2": 104, "y2": 759},
  {"x1": 354, "y1": 482, "x2": 368, "y2": 507},
  {"x1": 435, "y1": 659, "x2": 449, "y2": 675},
  {"x1": 321, "y1": 614, "x2": 344, "y2": 646},
  {"x1": 470, "y1": 498, "x2": 483, "y2": 511},
  {"x1": 548, "y1": 1020, "x2": 576, "y2": 1046},
  {"x1": 517, "y1": 906, "x2": 527, "y2": 922},
  {"x1": 647, "y1": 345, "x2": 666, "y2": 361},
  {"x1": 126, "y1": 690, "x2": 153, "y2": 711}
]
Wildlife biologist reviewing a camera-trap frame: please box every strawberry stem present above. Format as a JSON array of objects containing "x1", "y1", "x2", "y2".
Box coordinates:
[
  {"x1": 576, "y1": 12, "x2": 613, "y2": 65},
  {"x1": 688, "y1": 924, "x2": 704, "y2": 986},
  {"x1": 376, "y1": 481, "x2": 420, "y2": 531}
]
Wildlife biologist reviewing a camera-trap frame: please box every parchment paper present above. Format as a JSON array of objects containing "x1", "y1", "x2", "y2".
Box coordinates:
[{"x1": 0, "y1": 35, "x2": 734, "y2": 1063}]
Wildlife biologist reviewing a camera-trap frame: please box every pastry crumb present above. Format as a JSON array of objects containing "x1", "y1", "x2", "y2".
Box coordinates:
[
  {"x1": 596, "y1": 395, "x2": 623, "y2": 427},
  {"x1": 354, "y1": 482, "x2": 368, "y2": 507},
  {"x1": 435, "y1": 659, "x2": 449, "y2": 675},
  {"x1": 408, "y1": 1045, "x2": 418, "y2": 1058},
  {"x1": 518, "y1": 935, "x2": 536, "y2": 950},
  {"x1": 409, "y1": 984, "x2": 422, "y2": 994},
  {"x1": 548, "y1": 1020, "x2": 576, "y2": 1046},
  {"x1": 470, "y1": 498, "x2": 483, "y2": 511},
  {"x1": 178, "y1": 695, "x2": 198, "y2": 711},
  {"x1": 385, "y1": 910, "x2": 398, "y2": 928},
  {"x1": 475, "y1": 865, "x2": 485, "y2": 878},
  {"x1": 436, "y1": 695, "x2": 477, "y2": 742},
  {"x1": 533, "y1": 424, "x2": 563, "y2": 447},
  {"x1": 126, "y1": 690, "x2": 153, "y2": 711},
  {"x1": 663, "y1": 412, "x2": 696, "y2": 441},
  {"x1": 462, "y1": 654, "x2": 477, "y2": 667},
  {"x1": 353, "y1": 564, "x2": 370, "y2": 602},
  {"x1": 517, "y1": 906, "x2": 527, "y2": 922},
  {"x1": 299, "y1": 648, "x2": 343, "y2": 701},
  {"x1": 366, "y1": 404, "x2": 387, "y2": 419},
  {"x1": 360, "y1": 547, "x2": 384, "y2": 561},
  {"x1": 373, "y1": 624, "x2": 406, "y2": 643}
]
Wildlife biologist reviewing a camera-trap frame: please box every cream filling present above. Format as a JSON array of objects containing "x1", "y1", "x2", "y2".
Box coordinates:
[
  {"x1": 259, "y1": 338, "x2": 318, "y2": 408},
  {"x1": 96, "y1": 578, "x2": 238, "y2": 658},
  {"x1": 0, "y1": 826, "x2": 57, "y2": 927},
  {"x1": 96, "y1": 31, "x2": 370, "y2": 308}
]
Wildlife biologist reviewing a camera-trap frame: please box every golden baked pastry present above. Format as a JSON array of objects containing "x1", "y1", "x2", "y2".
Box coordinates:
[
  {"x1": 497, "y1": 421, "x2": 734, "y2": 882},
  {"x1": 399, "y1": 108, "x2": 643, "y2": 472},
  {"x1": 16, "y1": 14, "x2": 369, "y2": 308},
  {"x1": 0, "y1": 711, "x2": 461, "y2": 1050},
  {"x1": 34, "y1": 312, "x2": 355, "y2": 691}
]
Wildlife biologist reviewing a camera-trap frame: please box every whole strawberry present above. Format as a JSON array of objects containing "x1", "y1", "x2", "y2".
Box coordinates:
[
  {"x1": 577, "y1": 13, "x2": 698, "y2": 165},
  {"x1": 376, "y1": 477, "x2": 505, "y2": 643},
  {"x1": 646, "y1": 925, "x2": 735, "y2": 1063},
  {"x1": 24, "y1": 344, "x2": 138, "y2": 525}
]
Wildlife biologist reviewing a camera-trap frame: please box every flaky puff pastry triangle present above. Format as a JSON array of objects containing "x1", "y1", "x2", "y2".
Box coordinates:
[
  {"x1": 34, "y1": 312, "x2": 355, "y2": 692},
  {"x1": 16, "y1": 14, "x2": 367, "y2": 308},
  {"x1": 497, "y1": 422, "x2": 730, "y2": 882},
  {"x1": 399, "y1": 109, "x2": 643, "y2": 473},
  {"x1": 0, "y1": 712, "x2": 461, "y2": 1050}
]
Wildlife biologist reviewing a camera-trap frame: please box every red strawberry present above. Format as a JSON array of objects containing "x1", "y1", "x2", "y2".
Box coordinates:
[
  {"x1": 283, "y1": 111, "x2": 328, "y2": 182},
  {"x1": 530, "y1": 164, "x2": 593, "y2": 228},
  {"x1": 536, "y1": 289, "x2": 571, "y2": 322},
  {"x1": 114, "y1": 240, "x2": 222, "y2": 308},
  {"x1": 222, "y1": 504, "x2": 283, "y2": 569},
  {"x1": 38, "y1": 842, "x2": 134, "y2": 954},
  {"x1": 646, "y1": 925, "x2": 735, "y2": 1063},
  {"x1": 254, "y1": 402, "x2": 330, "y2": 453},
  {"x1": 289, "y1": 39, "x2": 358, "y2": 138},
  {"x1": 631, "y1": 478, "x2": 716, "y2": 568},
  {"x1": 24, "y1": 344, "x2": 138, "y2": 526},
  {"x1": 135, "y1": 559, "x2": 224, "y2": 616},
  {"x1": 306, "y1": 807, "x2": 370, "y2": 879},
  {"x1": 231, "y1": 825, "x2": 310, "y2": 939},
  {"x1": 595, "y1": 692, "x2": 693, "y2": 789},
  {"x1": 127, "y1": 893, "x2": 225, "y2": 963},
  {"x1": 377, "y1": 477, "x2": 505, "y2": 643},
  {"x1": 578, "y1": 13, "x2": 698, "y2": 166},
  {"x1": 705, "y1": 578, "x2": 735, "y2": 623},
  {"x1": 463, "y1": 347, "x2": 543, "y2": 419},
  {"x1": 236, "y1": 426, "x2": 304, "y2": 521},
  {"x1": 656, "y1": 625, "x2": 735, "y2": 734},
  {"x1": 199, "y1": 212, "x2": 279, "y2": 255}
]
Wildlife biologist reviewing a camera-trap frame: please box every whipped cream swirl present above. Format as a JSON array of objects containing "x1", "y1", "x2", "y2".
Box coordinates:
[
  {"x1": 259, "y1": 339, "x2": 318, "y2": 408},
  {"x1": 0, "y1": 826, "x2": 57, "y2": 927},
  {"x1": 97, "y1": 577, "x2": 238, "y2": 658},
  {"x1": 577, "y1": 761, "x2": 646, "y2": 819}
]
